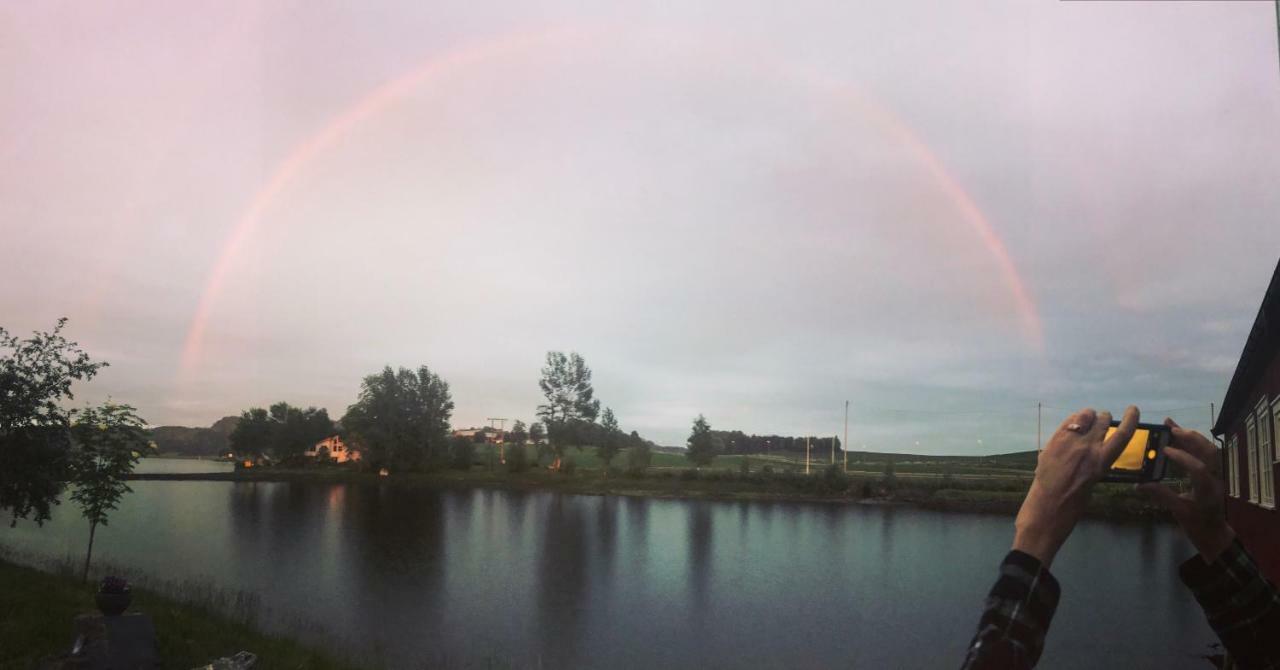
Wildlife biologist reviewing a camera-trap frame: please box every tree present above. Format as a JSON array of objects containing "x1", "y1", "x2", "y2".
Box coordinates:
[
  {"x1": 509, "y1": 420, "x2": 528, "y2": 446},
  {"x1": 229, "y1": 408, "x2": 272, "y2": 460},
  {"x1": 626, "y1": 440, "x2": 653, "y2": 473},
  {"x1": 536, "y1": 352, "x2": 600, "y2": 469},
  {"x1": 342, "y1": 365, "x2": 454, "y2": 471},
  {"x1": 686, "y1": 414, "x2": 715, "y2": 467},
  {"x1": 0, "y1": 319, "x2": 107, "y2": 526},
  {"x1": 507, "y1": 420, "x2": 528, "y2": 468},
  {"x1": 68, "y1": 403, "x2": 148, "y2": 581},
  {"x1": 269, "y1": 403, "x2": 334, "y2": 459},
  {"x1": 598, "y1": 407, "x2": 621, "y2": 468},
  {"x1": 228, "y1": 403, "x2": 334, "y2": 462},
  {"x1": 882, "y1": 458, "x2": 897, "y2": 492}
]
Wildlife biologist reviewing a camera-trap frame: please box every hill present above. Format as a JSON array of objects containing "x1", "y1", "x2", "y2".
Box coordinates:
[{"x1": 149, "y1": 416, "x2": 239, "y2": 457}]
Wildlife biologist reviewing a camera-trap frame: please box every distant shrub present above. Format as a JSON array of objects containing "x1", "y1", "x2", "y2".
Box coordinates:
[
  {"x1": 881, "y1": 459, "x2": 897, "y2": 491},
  {"x1": 739, "y1": 458, "x2": 751, "y2": 476},
  {"x1": 606, "y1": 466, "x2": 623, "y2": 479},
  {"x1": 449, "y1": 436, "x2": 474, "y2": 470},
  {"x1": 761, "y1": 465, "x2": 774, "y2": 475},
  {"x1": 624, "y1": 466, "x2": 648, "y2": 479},
  {"x1": 278, "y1": 454, "x2": 310, "y2": 468},
  {"x1": 559, "y1": 458, "x2": 577, "y2": 475},
  {"x1": 679, "y1": 468, "x2": 700, "y2": 481},
  {"x1": 821, "y1": 464, "x2": 849, "y2": 494},
  {"x1": 626, "y1": 444, "x2": 653, "y2": 472},
  {"x1": 505, "y1": 444, "x2": 529, "y2": 473}
]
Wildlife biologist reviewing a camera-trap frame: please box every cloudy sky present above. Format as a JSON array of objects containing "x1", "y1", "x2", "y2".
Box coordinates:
[{"x1": 3, "y1": 1, "x2": 1278, "y2": 451}]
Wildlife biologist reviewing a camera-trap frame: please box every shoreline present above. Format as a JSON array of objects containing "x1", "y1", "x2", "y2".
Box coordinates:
[
  {"x1": 126, "y1": 468, "x2": 1172, "y2": 522},
  {"x1": 0, "y1": 557, "x2": 358, "y2": 669}
]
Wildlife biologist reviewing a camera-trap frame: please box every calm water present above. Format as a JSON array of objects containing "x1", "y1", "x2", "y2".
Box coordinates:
[{"x1": 1, "y1": 477, "x2": 1216, "y2": 669}]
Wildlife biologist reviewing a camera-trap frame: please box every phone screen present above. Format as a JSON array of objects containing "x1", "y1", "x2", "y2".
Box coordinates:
[{"x1": 1105, "y1": 426, "x2": 1153, "y2": 471}]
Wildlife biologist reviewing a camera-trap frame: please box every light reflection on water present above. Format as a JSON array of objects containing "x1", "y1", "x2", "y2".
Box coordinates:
[{"x1": 1, "y1": 482, "x2": 1216, "y2": 669}]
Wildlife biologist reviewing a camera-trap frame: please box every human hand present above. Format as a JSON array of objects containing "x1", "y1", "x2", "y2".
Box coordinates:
[
  {"x1": 1138, "y1": 418, "x2": 1235, "y2": 563},
  {"x1": 1012, "y1": 406, "x2": 1139, "y2": 567}
]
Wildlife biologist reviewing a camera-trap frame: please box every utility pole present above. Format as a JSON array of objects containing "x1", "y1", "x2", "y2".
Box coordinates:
[
  {"x1": 831, "y1": 435, "x2": 836, "y2": 464},
  {"x1": 806, "y1": 435, "x2": 811, "y2": 475},
  {"x1": 487, "y1": 418, "x2": 507, "y2": 464},
  {"x1": 1037, "y1": 402, "x2": 1042, "y2": 452},
  {"x1": 844, "y1": 400, "x2": 849, "y2": 473}
]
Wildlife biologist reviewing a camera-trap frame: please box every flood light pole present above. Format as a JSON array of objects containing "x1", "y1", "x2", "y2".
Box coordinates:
[
  {"x1": 487, "y1": 418, "x2": 507, "y2": 464},
  {"x1": 1037, "y1": 402, "x2": 1042, "y2": 452},
  {"x1": 806, "y1": 436, "x2": 811, "y2": 475},
  {"x1": 844, "y1": 400, "x2": 849, "y2": 473}
]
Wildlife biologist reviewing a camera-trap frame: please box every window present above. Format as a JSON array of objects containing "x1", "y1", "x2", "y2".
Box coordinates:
[
  {"x1": 1273, "y1": 395, "x2": 1280, "y2": 461},
  {"x1": 1258, "y1": 398, "x2": 1275, "y2": 508},
  {"x1": 1227, "y1": 434, "x2": 1240, "y2": 498},
  {"x1": 1247, "y1": 415, "x2": 1259, "y2": 504}
]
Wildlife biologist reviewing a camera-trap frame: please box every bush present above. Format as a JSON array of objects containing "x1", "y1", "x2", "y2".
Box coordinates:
[
  {"x1": 559, "y1": 458, "x2": 577, "y2": 475},
  {"x1": 624, "y1": 466, "x2": 648, "y2": 479},
  {"x1": 679, "y1": 468, "x2": 700, "y2": 481},
  {"x1": 449, "y1": 436, "x2": 474, "y2": 470},
  {"x1": 881, "y1": 459, "x2": 897, "y2": 491},
  {"x1": 739, "y1": 457, "x2": 751, "y2": 476},
  {"x1": 606, "y1": 466, "x2": 623, "y2": 479},
  {"x1": 505, "y1": 444, "x2": 529, "y2": 473},
  {"x1": 761, "y1": 465, "x2": 774, "y2": 475},
  {"x1": 626, "y1": 444, "x2": 653, "y2": 472},
  {"x1": 821, "y1": 464, "x2": 850, "y2": 494}
]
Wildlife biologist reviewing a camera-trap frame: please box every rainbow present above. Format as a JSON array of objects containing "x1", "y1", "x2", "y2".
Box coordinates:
[{"x1": 179, "y1": 25, "x2": 1043, "y2": 375}]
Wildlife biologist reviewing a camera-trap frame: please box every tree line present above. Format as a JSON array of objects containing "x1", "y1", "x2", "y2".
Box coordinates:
[
  {"x1": 708, "y1": 430, "x2": 841, "y2": 456},
  {"x1": 223, "y1": 350, "x2": 658, "y2": 474}
]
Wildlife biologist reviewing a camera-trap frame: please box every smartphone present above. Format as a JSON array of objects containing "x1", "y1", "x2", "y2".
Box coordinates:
[{"x1": 1101, "y1": 421, "x2": 1170, "y2": 483}]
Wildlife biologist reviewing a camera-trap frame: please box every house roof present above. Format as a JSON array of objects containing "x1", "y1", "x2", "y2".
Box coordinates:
[{"x1": 1213, "y1": 257, "x2": 1280, "y2": 435}]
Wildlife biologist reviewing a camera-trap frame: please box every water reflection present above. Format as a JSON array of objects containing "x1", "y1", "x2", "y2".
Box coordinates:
[
  {"x1": 536, "y1": 495, "x2": 588, "y2": 668},
  {"x1": 687, "y1": 503, "x2": 712, "y2": 614},
  {"x1": 0, "y1": 484, "x2": 1217, "y2": 669}
]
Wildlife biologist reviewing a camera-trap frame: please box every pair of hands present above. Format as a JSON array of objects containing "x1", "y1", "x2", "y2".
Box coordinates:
[{"x1": 1013, "y1": 406, "x2": 1235, "y2": 568}]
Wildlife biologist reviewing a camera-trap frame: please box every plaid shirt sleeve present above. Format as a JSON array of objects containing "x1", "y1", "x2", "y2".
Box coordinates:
[
  {"x1": 960, "y1": 550, "x2": 1061, "y2": 670},
  {"x1": 1180, "y1": 541, "x2": 1280, "y2": 670}
]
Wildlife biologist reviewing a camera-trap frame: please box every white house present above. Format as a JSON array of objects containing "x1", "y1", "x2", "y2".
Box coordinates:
[{"x1": 305, "y1": 435, "x2": 361, "y2": 463}]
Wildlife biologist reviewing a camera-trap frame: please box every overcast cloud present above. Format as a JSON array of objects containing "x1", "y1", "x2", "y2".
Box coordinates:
[{"x1": 3, "y1": 1, "x2": 1278, "y2": 451}]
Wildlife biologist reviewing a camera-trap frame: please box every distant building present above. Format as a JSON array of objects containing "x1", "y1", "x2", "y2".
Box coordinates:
[
  {"x1": 1213, "y1": 257, "x2": 1280, "y2": 581},
  {"x1": 306, "y1": 435, "x2": 362, "y2": 463},
  {"x1": 452, "y1": 427, "x2": 503, "y2": 444}
]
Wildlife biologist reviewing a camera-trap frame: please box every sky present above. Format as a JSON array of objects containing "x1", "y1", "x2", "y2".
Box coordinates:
[{"x1": 3, "y1": 1, "x2": 1279, "y2": 452}]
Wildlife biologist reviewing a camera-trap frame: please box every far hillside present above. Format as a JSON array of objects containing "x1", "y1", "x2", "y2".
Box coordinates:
[{"x1": 149, "y1": 416, "x2": 239, "y2": 457}]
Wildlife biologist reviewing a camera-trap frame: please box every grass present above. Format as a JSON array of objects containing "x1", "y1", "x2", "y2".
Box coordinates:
[
  {"x1": 133, "y1": 444, "x2": 1177, "y2": 521},
  {"x1": 0, "y1": 554, "x2": 360, "y2": 670}
]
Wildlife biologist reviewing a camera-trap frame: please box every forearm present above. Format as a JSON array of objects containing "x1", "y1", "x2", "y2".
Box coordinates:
[
  {"x1": 1180, "y1": 541, "x2": 1280, "y2": 669},
  {"x1": 960, "y1": 550, "x2": 1061, "y2": 670}
]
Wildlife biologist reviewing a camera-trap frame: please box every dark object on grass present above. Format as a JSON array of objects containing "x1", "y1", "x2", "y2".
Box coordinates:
[
  {"x1": 196, "y1": 650, "x2": 259, "y2": 669},
  {"x1": 95, "y1": 576, "x2": 131, "y2": 616},
  {"x1": 42, "y1": 613, "x2": 159, "y2": 669}
]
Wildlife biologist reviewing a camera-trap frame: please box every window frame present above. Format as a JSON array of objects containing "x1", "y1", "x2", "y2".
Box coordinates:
[
  {"x1": 1259, "y1": 397, "x2": 1275, "y2": 509},
  {"x1": 1227, "y1": 434, "x2": 1240, "y2": 498},
  {"x1": 1247, "y1": 414, "x2": 1260, "y2": 504}
]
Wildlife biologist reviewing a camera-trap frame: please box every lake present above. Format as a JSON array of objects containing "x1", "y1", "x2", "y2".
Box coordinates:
[{"x1": 1, "y1": 467, "x2": 1217, "y2": 668}]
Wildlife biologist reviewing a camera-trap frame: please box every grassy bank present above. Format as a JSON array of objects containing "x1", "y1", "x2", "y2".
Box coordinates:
[
  {"x1": 0, "y1": 557, "x2": 359, "y2": 670},
  {"x1": 131, "y1": 446, "x2": 1174, "y2": 521}
]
